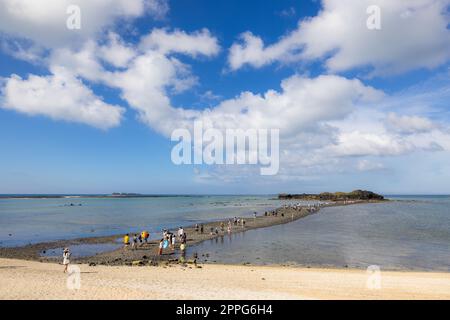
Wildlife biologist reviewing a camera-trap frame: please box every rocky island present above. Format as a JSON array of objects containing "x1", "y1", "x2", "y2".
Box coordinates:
[{"x1": 278, "y1": 190, "x2": 385, "y2": 201}]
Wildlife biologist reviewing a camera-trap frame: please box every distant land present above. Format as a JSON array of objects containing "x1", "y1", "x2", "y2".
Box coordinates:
[
  {"x1": 278, "y1": 190, "x2": 385, "y2": 201},
  {"x1": 0, "y1": 193, "x2": 196, "y2": 199},
  {"x1": 0, "y1": 191, "x2": 386, "y2": 200}
]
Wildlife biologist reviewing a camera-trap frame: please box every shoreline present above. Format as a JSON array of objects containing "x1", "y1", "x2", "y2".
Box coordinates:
[
  {"x1": 1, "y1": 257, "x2": 449, "y2": 300},
  {"x1": 0, "y1": 200, "x2": 380, "y2": 266}
]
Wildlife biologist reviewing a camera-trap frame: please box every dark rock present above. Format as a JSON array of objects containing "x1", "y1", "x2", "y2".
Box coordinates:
[{"x1": 278, "y1": 190, "x2": 384, "y2": 201}]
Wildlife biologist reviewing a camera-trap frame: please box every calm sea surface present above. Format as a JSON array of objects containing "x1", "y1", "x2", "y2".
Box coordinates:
[
  {"x1": 0, "y1": 195, "x2": 281, "y2": 247},
  {"x1": 188, "y1": 195, "x2": 450, "y2": 271},
  {"x1": 1, "y1": 195, "x2": 449, "y2": 271}
]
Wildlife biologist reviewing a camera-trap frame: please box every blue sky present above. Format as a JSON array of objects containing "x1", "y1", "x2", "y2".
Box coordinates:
[{"x1": 0, "y1": 0, "x2": 450, "y2": 194}]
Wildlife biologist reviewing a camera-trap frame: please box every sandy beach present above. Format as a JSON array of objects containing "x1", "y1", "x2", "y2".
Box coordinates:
[{"x1": 1, "y1": 258, "x2": 449, "y2": 300}]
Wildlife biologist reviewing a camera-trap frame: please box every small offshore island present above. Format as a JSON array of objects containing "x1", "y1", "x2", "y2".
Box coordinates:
[{"x1": 278, "y1": 190, "x2": 385, "y2": 201}]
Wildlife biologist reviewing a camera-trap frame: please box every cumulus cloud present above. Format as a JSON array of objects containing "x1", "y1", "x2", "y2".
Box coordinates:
[
  {"x1": 1, "y1": 25, "x2": 221, "y2": 130},
  {"x1": 140, "y1": 28, "x2": 221, "y2": 57},
  {"x1": 228, "y1": 0, "x2": 450, "y2": 74},
  {"x1": 324, "y1": 84, "x2": 450, "y2": 162},
  {"x1": 1, "y1": 1, "x2": 450, "y2": 183},
  {"x1": 29, "y1": 28, "x2": 215, "y2": 133},
  {"x1": 331, "y1": 131, "x2": 415, "y2": 157},
  {"x1": 385, "y1": 113, "x2": 435, "y2": 134},
  {"x1": 0, "y1": 0, "x2": 168, "y2": 48},
  {"x1": 0, "y1": 67, "x2": 124, "y2": 129},
  {"x1": 92, "y1": 72, "x2": 382, "y2": 138},
  {"x1": 191, "y1": 75, "x2": 384, "y2": 137},
  {"x1": 99, "y1": 32, "x2": 137, "y2": 68},
  {"x1": 50, "y1": 40, "x2": 108, "y2": 82}
]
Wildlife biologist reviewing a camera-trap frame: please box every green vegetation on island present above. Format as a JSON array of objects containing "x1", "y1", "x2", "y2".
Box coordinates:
[{"x1": 278, "y1": 190, "x2": 385, "y2": 201}]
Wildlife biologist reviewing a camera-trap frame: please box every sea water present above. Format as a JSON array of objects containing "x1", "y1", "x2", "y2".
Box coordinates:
[
  {"x1": 1, "y1": 195, "x2": 449, "y2": 271},
  {"x1": 188, "y1": 196, "x2": 450, "y2": 271},
  {"x1": 0, "y1": 195, "x2": 280, "y2": 247}
]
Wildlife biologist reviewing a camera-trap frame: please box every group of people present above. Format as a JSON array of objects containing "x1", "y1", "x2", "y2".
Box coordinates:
[
  {"x1": 101, "y1": 207, "x2": 312, "y2": 269},
  {"x1": 61, "y1": 207, "x2": 303, "y2": 271},
  {"x1": 122, "y1": 227, "x2": 189, "y2": 256},
  {"x1": 264, "y1": 210, "x2": 282, "y2": 217},
  {"x1": 158, "y1": 227, "x2": 187, "y2": 255},
  {"x1": 123, "y1": 231, "x2": 150, "y2": 250},
  {"x1": 192, "y1": 216, "x2": 248, "y2": 238}
]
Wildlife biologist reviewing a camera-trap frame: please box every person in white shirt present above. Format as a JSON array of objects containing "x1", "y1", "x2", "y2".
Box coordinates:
[
  {"x1": 171, "y1": 233, "x2": 176, "y2": 250},
  {"x1": 63, "y1": 248, "x2": 71, "y2": 273},
  {"x1": 178, "y1": 227, "x2": 184, "y2": 240}
]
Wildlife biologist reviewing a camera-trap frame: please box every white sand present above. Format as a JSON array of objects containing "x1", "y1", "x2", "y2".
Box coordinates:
[{"x1": 1, "y1": 258, "x2": 449, "y2": 300}]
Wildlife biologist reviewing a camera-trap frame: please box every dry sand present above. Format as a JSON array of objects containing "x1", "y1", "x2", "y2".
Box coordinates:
[{"x1": 1, "y1": 258, "x2": 449, "y2": 300}]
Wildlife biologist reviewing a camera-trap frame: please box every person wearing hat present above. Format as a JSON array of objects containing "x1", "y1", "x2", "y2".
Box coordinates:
[{"x1": 63, "y1": 248, "x2": 71, "y2": 273}]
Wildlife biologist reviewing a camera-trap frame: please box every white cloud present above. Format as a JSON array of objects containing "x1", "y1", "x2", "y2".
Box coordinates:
[
  {"x1": 98, "y1": 72, "x2": 381, "y2": 139},
  {"x1": 139, "y1": 28, "x2": 220, "y2": 57},
  {"x1": 228, "y1": 0, "x2": 450, "y2": 74},
  {"x1": 99, "y1": 32, "x2": 136, "y2": 68},
  {"x1": 196, "y1": 75, "x2": 384, "y2": 137},
  {"x1": 331, "y1": 131, "x2": 415, "y2": 157},
  {"x1": 105, "y1": 51, "x2": 199, "y2": 133},
  {"x1": 1, "y1": 2, "x2": 450, "y2": 184},
  {"x1": 0, "y1": 0, "x2": 168, "y2": 48},
  {"x1": 50, "y1": 40, "x2": 108, "y2": 82},
  {"x1": 35, "y1": 27, "x2": 218, "y2": 134},
  {"x1": 0, "y1": 25, "x2": 220, "y2": 131},
  {"x1": 324, "y1": 85, "x2": 450, "y2": 161},
  {"x1": 0, "y1": 67, "x2": 124, "y2": 129},
  {"x1": 385, "y1": 113, "x2": 435, "y2": 134}
]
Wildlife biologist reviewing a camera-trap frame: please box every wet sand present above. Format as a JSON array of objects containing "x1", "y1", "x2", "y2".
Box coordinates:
[
  {"x1": 1, "y1": 258, "x2": 449, "y2": 300},
  {"x1": 0, "y1": 200, "x2": 378, "y2": 266}
]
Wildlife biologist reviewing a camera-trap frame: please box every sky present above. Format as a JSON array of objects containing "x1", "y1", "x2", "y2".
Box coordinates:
[{"x1": 0, "y1": 0, "x2": 450, "y2": 195}]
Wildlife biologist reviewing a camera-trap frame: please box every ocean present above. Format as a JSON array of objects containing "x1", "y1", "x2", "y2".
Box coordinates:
[
  {"x1": 1, "y1": 195, "x2": 449, "y2": 271},
  {"x1": 0, "y1": 195, "x2": 281, "y2": 247},
  {"x1": 188, "y1": 195, "x2": 450, "y2": 271}
]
